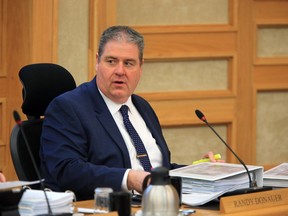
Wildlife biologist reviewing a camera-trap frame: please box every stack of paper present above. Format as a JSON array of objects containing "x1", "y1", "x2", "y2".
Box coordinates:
[
  {"x1": 263, "y1": 163, "x2": 288, "y2": 188},
  {"x1": 169, "y1": 162, "x2": 263, "y2": 206},
  {"x1": 18, "y1": 189, "x2": 74, "y2": 216},
  {"x1": 182, "y1": 172, "x2": 250, "y2": 193}
]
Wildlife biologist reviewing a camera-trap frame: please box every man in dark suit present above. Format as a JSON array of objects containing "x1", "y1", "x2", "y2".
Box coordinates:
[{"x1": 40, "y1": 26, "x2": 216, "y2": 200}]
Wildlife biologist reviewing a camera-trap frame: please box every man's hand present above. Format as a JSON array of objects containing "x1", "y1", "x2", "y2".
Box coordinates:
[
  {"x1": 202, "y1": 151, "x2": 225, "y2": 163},
  {"x1": 127, "y1": 170, "x2": 150, "y2": 194},
  {"x1": 0, "y1": 172, "x2": 6, "y2": 182}
]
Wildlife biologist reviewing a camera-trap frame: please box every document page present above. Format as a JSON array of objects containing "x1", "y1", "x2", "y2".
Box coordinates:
[
  {"x1": 170, "y1": 162, "x2": 260, "y2": 181},
  {"x1": 0, "y1": 180, "x2": 41, "y2": 190},
  {"x1": 264, "y1": 163, "x2": 288, "y2": 179},
  {"x1": 182, "y1": 184, "x2": 246, "y2": 206},
  {"x1": 263, "y1": 163, "x2": 288, "y2": 187}
]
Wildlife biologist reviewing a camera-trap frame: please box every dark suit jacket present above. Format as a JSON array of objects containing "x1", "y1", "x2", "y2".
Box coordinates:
[{"x1": 40, "y1": 77, "x2": 181, "y2": 200}]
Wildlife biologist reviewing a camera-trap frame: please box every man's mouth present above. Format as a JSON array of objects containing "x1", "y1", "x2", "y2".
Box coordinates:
[{"x1": 114, "y1": 80, "x2": 124, "y2": 84}]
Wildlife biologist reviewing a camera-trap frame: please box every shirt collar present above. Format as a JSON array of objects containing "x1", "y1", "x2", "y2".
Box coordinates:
[{"x1": 98, "y1": 88, "x2": 133, "y2": 115}]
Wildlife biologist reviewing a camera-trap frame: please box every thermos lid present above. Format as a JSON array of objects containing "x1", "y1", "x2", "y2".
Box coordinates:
[{"x1": 150, "y1": 167, "x2": 171, "y2": 185}]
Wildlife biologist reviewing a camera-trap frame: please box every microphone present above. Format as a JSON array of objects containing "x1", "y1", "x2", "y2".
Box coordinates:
[
  {"x1": 13, "y1": 111, "x2": 72, "y2": 216},
  {"x1": 13, "y1": 110, "x2": 53, "y2": 215},
  {"x1": 195, "y1": 109, "x2": 271, "y2": 196}
]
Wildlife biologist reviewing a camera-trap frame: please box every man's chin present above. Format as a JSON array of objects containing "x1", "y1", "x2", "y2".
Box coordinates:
[{"x1": 111, "y1": 93, "x2": 129, "y2": 103}]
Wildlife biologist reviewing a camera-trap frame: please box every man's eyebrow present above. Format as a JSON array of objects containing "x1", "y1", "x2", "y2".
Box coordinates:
[
  {"x1": 104, "y1": 56, "x2": 117, "y2": 60},
  {"x1": 103, "y1": 56, "x2": 137, "y2": 63},
  {"x1": 104, "y1": 56, "x2": 137, "y2": 62},
  {"x1": 126, "y1": 58, "x2": 137, "y2": 62}
]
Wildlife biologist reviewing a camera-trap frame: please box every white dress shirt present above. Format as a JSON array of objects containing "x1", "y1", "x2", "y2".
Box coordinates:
[{"x1": 99, "y1": 89, "x2": 163, "y2": 191}]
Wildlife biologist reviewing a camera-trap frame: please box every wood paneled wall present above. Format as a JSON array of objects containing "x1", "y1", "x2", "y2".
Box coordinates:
[
  {"x1": 0, "y1": 0, "x2": 57, "y2": 180},
  {"x1": 89, "y1": 0, "x2": 288, "y2": 166},
  {"x1": 1, "y1": 0, "x2": 287, "y2": 180}
]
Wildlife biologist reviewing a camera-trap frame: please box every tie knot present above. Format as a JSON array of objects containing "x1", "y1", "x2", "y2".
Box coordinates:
[{"x1": 120, "y1": 105, "x2": 129, "y2": 117}]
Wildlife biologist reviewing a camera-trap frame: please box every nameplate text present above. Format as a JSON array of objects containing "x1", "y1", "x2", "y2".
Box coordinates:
[{"x1": 220, "y1": 188, "x2": 288, "y2": 214}]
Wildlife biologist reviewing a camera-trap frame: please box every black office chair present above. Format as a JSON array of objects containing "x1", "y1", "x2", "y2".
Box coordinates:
[{"x1": 10, "y1": 63, "x2": 76, "y2": 184}]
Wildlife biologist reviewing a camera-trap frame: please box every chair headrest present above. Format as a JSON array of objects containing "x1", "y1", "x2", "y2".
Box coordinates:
[{"x1": 19, "y1": 63, "x2": 76, "y2": 118}]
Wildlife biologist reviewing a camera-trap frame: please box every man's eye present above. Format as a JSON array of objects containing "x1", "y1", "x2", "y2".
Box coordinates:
[
  {"x1": 106, "y1": 59, "x2": 116, "y2": 65},
  {"x1": 125, "y1": 61, "x2": 134, "y2": 67}
]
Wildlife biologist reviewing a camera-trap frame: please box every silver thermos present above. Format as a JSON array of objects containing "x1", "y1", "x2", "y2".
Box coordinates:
[{"x1": 141, "y1": 167, "x2": 179, "y2": 216}]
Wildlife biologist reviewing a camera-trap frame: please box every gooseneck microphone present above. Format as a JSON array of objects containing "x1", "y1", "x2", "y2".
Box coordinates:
[
  {"x1": 195, "y1": 110, "x2": 272, "y2": 197},
  {"x1": 13, "y1": 110, "x2": 53, "y2": 215},
  {"x1": 195, "y1": 109, "x2": 254, "y2": 188},
  {"x1": 195, "y1": 109, "x2": 273, "y2": 196}
]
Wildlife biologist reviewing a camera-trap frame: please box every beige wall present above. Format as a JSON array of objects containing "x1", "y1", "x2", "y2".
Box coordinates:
[
  {"x1": 116, "y1": 0, "x2": 229, "y2": 25},
  {"x1": 137, "y1": 60, "x2": 228, "y2": 92},
  {"x1": 256, "y1": 91, "x2": 288, "y2": 165},
  {"x1": 58, "y1": 0, "x2": 90, "y2": 86}
]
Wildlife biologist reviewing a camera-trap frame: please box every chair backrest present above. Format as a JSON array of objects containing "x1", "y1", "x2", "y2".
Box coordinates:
[
  {"x1": 10, "y1": 63, "x2": 76, "y2": 183},
  {"x1": 19, "y1": 63, "x2": 76, "y2": 119},
  {"x1": 10, "y1": 119, "x2": 43, "y2": 182}
]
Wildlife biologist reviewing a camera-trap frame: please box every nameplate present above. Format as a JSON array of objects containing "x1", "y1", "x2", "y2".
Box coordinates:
[{"x1": 220, "y1": 188, "x2": 288, "y2": 214}]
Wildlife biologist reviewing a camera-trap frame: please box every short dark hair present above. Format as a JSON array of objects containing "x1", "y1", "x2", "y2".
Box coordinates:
[{"x1": 97, "y1": 26, "x2": 144, "y2": 62}]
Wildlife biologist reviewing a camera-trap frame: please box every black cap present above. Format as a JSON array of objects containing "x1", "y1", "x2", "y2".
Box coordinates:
[{"x1": 150, "y1": 167, "x2": 171, "y2": 185}]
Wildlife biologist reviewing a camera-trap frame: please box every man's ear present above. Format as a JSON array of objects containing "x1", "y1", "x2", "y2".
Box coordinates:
[
  {"x1": 95, "y1": 53, "x2": 99, "y2": 71},
  {"x1": 96, "y1": 53, "x2": 99, "y2": 62}
]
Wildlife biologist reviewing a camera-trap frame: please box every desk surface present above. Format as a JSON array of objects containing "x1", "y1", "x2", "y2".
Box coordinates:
[
  {"x1": 75, "y1": 200, "x2": 220, "y2": 216},
  {"x1": 75, "y1": 198, "x2": 288, "y2": 216}
]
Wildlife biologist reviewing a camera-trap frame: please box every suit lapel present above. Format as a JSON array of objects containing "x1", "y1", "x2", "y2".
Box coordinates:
[
  {"x1": 88, "y1": 78, "x2": 132, "y2": 168},
  {"x1": 132, "y1": 96, "x2": 170, "y2": 168},
  {"x1": 87, "y1": 78, "x2": 170, "y2": 169}
]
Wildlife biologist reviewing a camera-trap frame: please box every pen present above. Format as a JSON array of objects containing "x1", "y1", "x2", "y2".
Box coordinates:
[
  {"x1": 192, "y1": 153, "x2": 221, "y2": 164},
  {"x1": 179, "y1": 209, "x2": 196, "y2": 215}
]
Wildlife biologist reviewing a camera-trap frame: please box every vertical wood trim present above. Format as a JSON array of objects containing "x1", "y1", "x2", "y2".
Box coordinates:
[
  {"x1": 31, "y1": 0, "x2": 57, "y2": 63},
  {"x1": 236, "y1": 0, "x2": 255, "y2": 164},
  {"x1": 252, "y1": 87, "x2": 258, "y2": 164},
  {"x1": 52, "y1": 0, "x2": 58, "y2": 63},
  {"x1": 0, "y1": 0, "x2": 7, "y2": 77},
  {"x1": 227, "y1": 119, "x2": 238, "y2": 163},
  {"x1": 88, "y1": 0, "x2": 117, "y2": 79},
  {"x1": 0, "y1": 0, "x2": 3, "y2": 75},
  {"x1": 230, "y1": 54, "x2": 238, "y2": 96},
  {"x1": 4, "y1": 0, "x2": 32, "y2": 180},
  {"x1": 104, "y1": 0, "x2": 116, "y2": 28},
  {"x1": 229, "y1": 0, "x2": 238, "y2": 27},
  {"x1": 0, "y1": 98, "x2": 7, "y2": 173},
  {"x1": 88, "y1": 0, "x2": 98, "y2": 79},
  {"x1": 0, "y1": 98, "x2": 7, "y2": 146}
]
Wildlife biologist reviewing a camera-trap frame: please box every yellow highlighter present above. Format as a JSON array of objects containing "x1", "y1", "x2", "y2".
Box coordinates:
[{"x1": 192, "y1": 154, "x2": 221, "y2": 165}]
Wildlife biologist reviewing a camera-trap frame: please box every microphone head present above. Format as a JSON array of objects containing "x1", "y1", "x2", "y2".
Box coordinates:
[
  {"x1": 13, "y1": 110, "x2": 22, "y2": 125},
  {"x1": 195, "y1": 109, "x2": 206, "y2": 122}
]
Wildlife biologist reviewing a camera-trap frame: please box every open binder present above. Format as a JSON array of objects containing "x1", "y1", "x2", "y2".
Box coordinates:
[{"x1": 169, "y1": 162, "x2": 263, "y2": 206}]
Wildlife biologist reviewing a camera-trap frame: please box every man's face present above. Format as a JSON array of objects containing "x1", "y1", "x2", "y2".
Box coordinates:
[{"x1": 96, "y1": 40, "x2": 143, "y2": 104}]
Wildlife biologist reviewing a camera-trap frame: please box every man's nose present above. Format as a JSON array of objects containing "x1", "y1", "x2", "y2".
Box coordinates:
[{"x1": 115, "y1": 63, "x2": 125, "y2": 75}]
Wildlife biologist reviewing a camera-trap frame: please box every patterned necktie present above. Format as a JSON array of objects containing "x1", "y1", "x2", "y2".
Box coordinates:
[{"x1": 120, "y1": 105, "x2": 152, "y2": 172}]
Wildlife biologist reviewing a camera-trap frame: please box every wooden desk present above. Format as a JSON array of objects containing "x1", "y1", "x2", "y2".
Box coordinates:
[
  {"x1": 75, "y1": 200, "x2": 220, "y2": 216},
  {"x1": 75, "y1": 198, "x2": 288, "y2": 216}
]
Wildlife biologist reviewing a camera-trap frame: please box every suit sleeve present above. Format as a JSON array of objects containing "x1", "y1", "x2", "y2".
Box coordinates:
[{"x1": 40, "y1": 95, "x2": 127, "y2": 200}]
